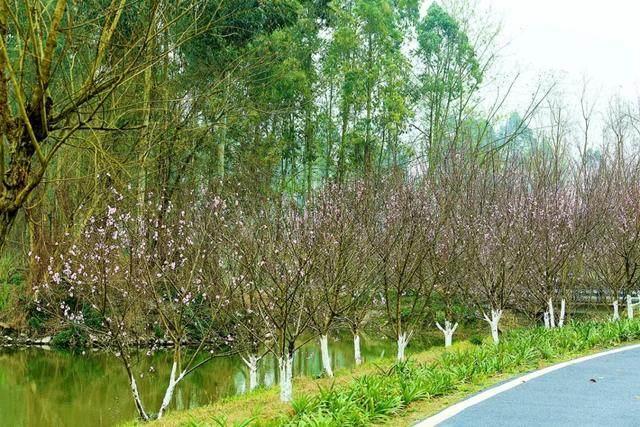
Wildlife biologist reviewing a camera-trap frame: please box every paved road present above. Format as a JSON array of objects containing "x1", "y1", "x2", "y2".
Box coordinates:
[{"x1": 429, "y1": 345, "x2": 640, "y2": 427}]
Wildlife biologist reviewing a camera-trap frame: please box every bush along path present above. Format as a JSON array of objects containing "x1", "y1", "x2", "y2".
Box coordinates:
[{"x1": 173, "y1": 319, "x2": 640, "y2": 427}]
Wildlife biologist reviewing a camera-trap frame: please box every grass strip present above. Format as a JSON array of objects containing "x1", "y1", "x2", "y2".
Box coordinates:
[{"x1": 140, "y1": 319, "x2": 640, "y2": 427}]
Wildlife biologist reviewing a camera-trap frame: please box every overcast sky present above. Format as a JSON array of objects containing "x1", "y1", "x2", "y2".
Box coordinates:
[
  {"x1": 421, "y1": 0, "x2": 640, "y2": 127},
  {"x1": 489, "y1": 0, "x2": 640, "y2": 94},
  {"x1": 422, "y1": 0, "x2": 640, "y2": 145}
]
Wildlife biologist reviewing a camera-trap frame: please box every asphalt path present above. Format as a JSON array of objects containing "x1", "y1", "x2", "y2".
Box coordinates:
[{"x1": 418, "y1": 344, "x2": 640, "y2": 427}]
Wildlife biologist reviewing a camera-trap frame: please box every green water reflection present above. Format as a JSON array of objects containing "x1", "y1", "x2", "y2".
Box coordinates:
[{"x1": 0, "y1": 336, "x2": 404, "y2": 426}]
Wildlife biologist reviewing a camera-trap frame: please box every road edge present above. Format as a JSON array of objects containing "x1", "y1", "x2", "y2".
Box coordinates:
[{"x1": 414, "y1": 342, "x2": 640, "y2": 427}]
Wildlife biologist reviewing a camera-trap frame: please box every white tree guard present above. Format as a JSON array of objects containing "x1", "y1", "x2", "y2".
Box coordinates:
[
  {"x1": 543, "y1": 311, "x2": 550, "y2": 329},
  {"x1": 548, "y1": 298, "x2": 556, "y2": 328},
  {"x1": 353, "y1": 334, "x2": 362, "y2": 366},
  {"x1": 558, "y1": 299, "x2": 566, "y2": 327},
  {"x1": 242, "y1": 354, "x2": 260, "y2": 391},
  {"x1": 397, "y1": 331, "x2": 412, "y2": 361},
  {"x1": 483, "y1": 309, "x2": 503, "y2": 343},
  {"x1": 278, "y1": 354, "x2": 294, "y2": 403},
  {"x1": 436, "y1": 320, "x2": 458, "y2": 347},
  {"x1": 319, "y1": 335, "x2": 333, "y2": 377},
  {"x1": 157, "y1": 361, "x2": 187, "y2": 419},
  {"x1": 129, "y1": 373, "x2": 149, "y2": 421}
]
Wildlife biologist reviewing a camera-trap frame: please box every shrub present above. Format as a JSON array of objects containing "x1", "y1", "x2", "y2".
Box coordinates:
[
  {"x1": 82, "y1": 303, "x2": 103, "y2": 329},
  {"x1": 0, "y1": 283, "x2": 11, "y2": 312},
  {"x1": 52, "y1": 326, "x2": 89, "y2": 349},
  {"x1": 27, "y1": 314, "x2": 45, "y2": 333},
  {"x1": 469, "y1": 335, "x2": 483, "y2": 345},
  {"x1": 153, "y1": 324, "x2": 165, "y2": 339}
]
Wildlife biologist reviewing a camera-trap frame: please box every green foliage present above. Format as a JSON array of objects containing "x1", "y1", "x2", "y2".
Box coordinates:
[
  {"x1": 291, "y1": 394, "x2": 317, "y2": 415},
  {"x1": 185, "y1": 415, "x2": 256, "y2": 427},
  {"x1": 181, "y1": 0, "x2": 303, "y2": 70},
  {"x1": 27, "y1": 314, "x2": 45, "y2": 333},
  {"x1": 154, "y1": 324, "x2": 166, "y2": 339},
  {"x1": 417, "y1": 4, "x2": 482, "y2": 92},
  {"x1": 0, "y1": 283, "x2": 12, "y2": 313},
  {"x1": 52, "y1": 326, "x2": 89, "y2": 350},
  {"x1": 469, "y1": 335, "x2": 484, "y2": 345},
  {"x1": 0, "y1": 254, "x2": 22, "y2": 313},
  {"x1": 82, "y1": 303, "x2": 103, "y2": 330},
  {"x1": 0, "y1": 254, "x2": 20, "y2": 284},
  {"x1": 415, "y1": 2, "x2": 484, "y2": 170},
  {"x1": 26, "y1": 300, "x2": 48, "y2": 333}
]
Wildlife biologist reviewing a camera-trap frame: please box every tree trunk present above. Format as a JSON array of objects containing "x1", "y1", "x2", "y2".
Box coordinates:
[
  {"x1": 129, "y1": 373, "x2": 149, "y2": 421},
  {"x1": 483, "y1": 309, "x2": 502, "y2": 344},
  {"x1": 138, "y1": 39, "x2": 154, "y2": 210},
  {"x1": 336, "y1": 107, "x2": 349, "y2": 183},
  {"x1": 215, "y1": 137, "x2": 225, "y2": 179},
  {"x1": 157, "y1": 360, "x2": 186, "y2": 419},
  {"x1": 303, "y1": 106, "x2": 314, "y2": 200},
  {"x1": 319, "y1": 334, "x2": 333, "y2": 377},
  {"x1": 242, "y1": 354, "x2": 260, "y2": 392},
  {"x1": 397, "y1": 331, "x2": 411, "y2": 361},
  {"x1": 364, "y1": 33, "x2": 373, "y2": 177},
  {"x1": 548, "y1": 298, "x2": 556, "y2": 328},
  {"x1": 0, "y1": 209, "x2": 17, "y2": 252},
  {"x1": 278, "y1": 352, "x2": 294, "y2": 403},
  {"x1": 558, "y1": 299, "x2": 566, "y2": 327},
  {"x1": 0, "y1": 133, "x2": 38, "y2": 252},
  {"x1": 436, "y1": 320, "x2": 458, "y2": 347},
  {"x1": 353, "y1": 333, "x2": 362, "y2": 366},
  {"x1": 612, "y1": 299, "x2": 620, "y2": 321},
  {"x1": 543, "y1": 311, "x2": 550, "y2": 329},
  {"x1": 627, "y1": 295, "x2": 634, "y2": 319}
]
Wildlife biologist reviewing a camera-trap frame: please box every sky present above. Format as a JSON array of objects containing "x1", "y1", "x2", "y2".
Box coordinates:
[
  {"x1": 488, "y1": 0, "x2": 640, "y2": 95},
  {"x1": 422, "y1": 0, "x2": 640, "y2": 132}
]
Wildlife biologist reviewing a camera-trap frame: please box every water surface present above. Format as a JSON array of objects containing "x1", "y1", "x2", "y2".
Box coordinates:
[{"x1": 0, "y1": 336, "x2": 404, "y2": 426}]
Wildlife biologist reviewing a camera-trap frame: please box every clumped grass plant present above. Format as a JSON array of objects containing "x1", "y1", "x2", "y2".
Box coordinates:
[{"x1": 184, "y1": 319, "x2": 640, "y2": 427}]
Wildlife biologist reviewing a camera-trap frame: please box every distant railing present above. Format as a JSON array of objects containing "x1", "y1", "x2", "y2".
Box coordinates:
[{"x1": 572, "y1": 290, "x2": 640, "y2": 305}]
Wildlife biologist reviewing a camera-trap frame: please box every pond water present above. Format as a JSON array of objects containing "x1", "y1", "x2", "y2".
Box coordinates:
[{"x1": 0, "y1": 336, "x2": 406, "y2": 427}]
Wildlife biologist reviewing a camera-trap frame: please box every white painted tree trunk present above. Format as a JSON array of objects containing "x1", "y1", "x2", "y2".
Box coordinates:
[
  {"x1": 543, "y1": 311, "x2": 550, "y2": 329},
  {"x1": 129, "y1": 373, "x2": 149, "y2": 421},
  {"x1": 353, "y1": 333, "x2": 362, "y2": 366},
  {"x1": 483, "y1": 309, "x2": 503, "y2": 344},
  {"x1": 157, "y1": 361, "x2": 187, "y2": 419},
  {"x1": 627, "y1": 295, "x2": 634, "y2": 319},
  {"x1": 558, "y1": 299, "x2": 566, "y2": 327},
  {"x1": 436, "y1": 320, "x2": 458, "y2": 347},
  {"x1": 319, "y1": 335, "x2": 333, "y2": 377},
  {"x1": 397, "y1": 331, "x2": 412, "y2": 361},
  {"x1": 548, "y1": 298, "x2": 556, "y2": 328},
  {"x1": 242, "y1": 354, "x2": 260, "y2": 391},
  {"x1": 278, "y1": 353, "x2": 294, "y2": 403},
  {"x1": 612, "y1": 299, "x2": 620, "y2": 321}
]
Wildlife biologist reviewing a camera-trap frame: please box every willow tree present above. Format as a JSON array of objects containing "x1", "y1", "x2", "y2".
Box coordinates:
[
  {"x1": 0, "y1": 0, "x2": 209, "y2": 252},
  {"x1": 0, "y1": 0, "x2": 319, "y2": 253}
]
